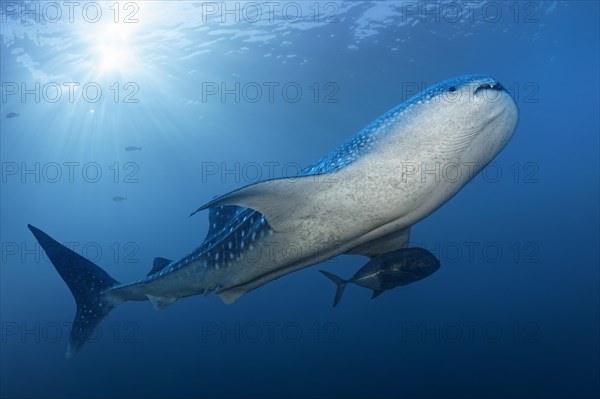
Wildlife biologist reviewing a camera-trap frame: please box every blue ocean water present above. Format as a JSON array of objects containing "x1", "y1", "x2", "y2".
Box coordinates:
[{"x1": 0, "y1": 1, "x2": 598, "y2": 398}]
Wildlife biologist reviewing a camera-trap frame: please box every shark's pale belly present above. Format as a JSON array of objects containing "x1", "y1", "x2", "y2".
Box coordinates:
[{"x1": 108, "y1": 152, "x2": 471, "y2": 304}]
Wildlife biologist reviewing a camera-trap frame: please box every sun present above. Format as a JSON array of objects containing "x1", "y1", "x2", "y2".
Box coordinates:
[
  {"x1": 82, "y1": 17, "x2": 140, "y2": 76},
  {"x1": 94, "y1": 42, "x2": 136, "y2": 74}
]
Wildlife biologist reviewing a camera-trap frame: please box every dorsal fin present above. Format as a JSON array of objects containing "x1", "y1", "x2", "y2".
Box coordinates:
[
  {"x1": 205, "y1": 205, "x2": 243, "y2": 242},
  {"x1": 147, "y1": 257, "x2": 172, "y2": 276}
]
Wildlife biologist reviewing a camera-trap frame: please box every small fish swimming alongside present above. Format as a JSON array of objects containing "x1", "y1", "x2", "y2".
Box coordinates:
[
  {"x1": 320, "y1": 247, "x2": 440, "y2": 307},
  {"x1": 28, "y1": 74, "x2": 518, "y2": 357},
  {"x1": 125, "y1": 146, "x2": 142, "y2": 151},
  {"x1": 6, "y1": 112, "x2": 19, "y2": 119},
  {"x1": 112, "y1": 195, "x2": 127, "y2": 202}
]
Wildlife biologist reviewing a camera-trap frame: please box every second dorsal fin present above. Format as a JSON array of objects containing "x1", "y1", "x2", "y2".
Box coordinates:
[{"x1": 147, "y1": 257, "x2": 173, "y2": 276}]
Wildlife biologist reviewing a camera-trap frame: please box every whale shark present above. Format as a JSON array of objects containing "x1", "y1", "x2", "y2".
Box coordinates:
[{"x1": 28, "y1": 74, "x2": 518, "y2": 357}]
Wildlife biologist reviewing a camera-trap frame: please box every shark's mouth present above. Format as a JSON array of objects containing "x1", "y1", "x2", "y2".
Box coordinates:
[{"x1": 474, "y1": 81, "x2": 504, "y2": 95}]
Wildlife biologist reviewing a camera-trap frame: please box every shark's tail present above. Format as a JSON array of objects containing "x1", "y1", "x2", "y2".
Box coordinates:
[
  {"x1": 319, "y1": 270, "x2": 349, "y2": 307},
  {"x1": 28, "y1": 224, "x2": 123, "y2": 358}
]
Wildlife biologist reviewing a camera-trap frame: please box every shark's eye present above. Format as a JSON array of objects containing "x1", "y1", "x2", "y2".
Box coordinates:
[{"x1": 448, "y1": 86, "x2": 457, "y2": 93}]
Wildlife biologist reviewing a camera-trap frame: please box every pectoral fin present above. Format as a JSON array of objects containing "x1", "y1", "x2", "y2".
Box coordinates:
[
  {"x1": 347, "y1": 228, "x2": 411, "y2": 258},
  {"x1": 190, "y1": 174, "x2": 335, "y2": 232}
]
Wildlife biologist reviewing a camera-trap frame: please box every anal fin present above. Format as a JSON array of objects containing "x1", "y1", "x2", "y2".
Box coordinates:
[
  {"x1": 146, "y1": 295, "x2": 178, "y2": 310},
  {"x1": 217, "y1": 288, "x2": 246, "y2": 305}
]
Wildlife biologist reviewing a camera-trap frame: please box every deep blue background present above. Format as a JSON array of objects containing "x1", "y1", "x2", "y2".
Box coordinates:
[{"x1": 1, "y1": 2, "x2": 599, "y2": 398}]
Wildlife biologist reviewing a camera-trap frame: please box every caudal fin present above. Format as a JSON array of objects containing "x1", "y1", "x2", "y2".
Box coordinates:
[
  {"x1": 27, "y1": 224, "x2": 121, "y2": 358},
  {"x1": 319, "y1": 270, "x2": 349, "y2": 307}
]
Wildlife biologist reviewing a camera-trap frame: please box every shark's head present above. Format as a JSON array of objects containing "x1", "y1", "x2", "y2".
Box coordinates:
[{"x1": 396, "y1": 74, "x2": 519, "y2": 169}]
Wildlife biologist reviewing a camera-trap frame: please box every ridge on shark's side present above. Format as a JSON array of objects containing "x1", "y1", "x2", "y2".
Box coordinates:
[{"x1": 28, "y1": 74, "x2": 518, "y2": 357}]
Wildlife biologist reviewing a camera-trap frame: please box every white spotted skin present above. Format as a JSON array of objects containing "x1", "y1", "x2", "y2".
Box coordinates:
[{"x1": 106, "y1": 75, "x2": 518, "y2": 304}]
